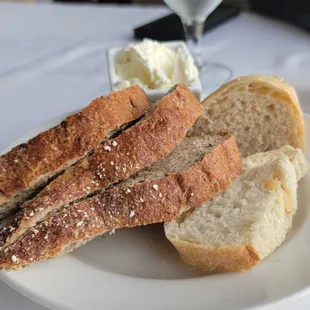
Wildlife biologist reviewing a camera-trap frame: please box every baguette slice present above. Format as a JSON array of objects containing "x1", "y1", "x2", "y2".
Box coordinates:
[
  {"x1": 0, "y1": 86, "x2": 151, "y2": 219},
  {"x1": 242, "y1": 145, "x2": 308, "y2": 181},
  {"x1": 0, "y1": 84, "x2": 203, "y2": 249},
  {"x1": 165, "y1": 147, "x2": 309, "y2": 273},
  {"x1": 190, "y1": 75, "x2": 305, "y2": 157},
  {"x1": 0, "y1": 133, "x2": 242, "y2": 270}
]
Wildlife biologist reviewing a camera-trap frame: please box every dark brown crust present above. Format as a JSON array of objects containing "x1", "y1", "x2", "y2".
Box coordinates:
[
  {"x1": 0, "y1": 86, "x2": 151, "y2": 216},
  {"x1": 0, "y1": 135, "x2": 242, "y2": 270},
  {"x1": 165, "y1": 239, "x2": 260, "y2": 273},
  {"x1": 0, "y1": 84, "x2": 203, "y2": 249}
]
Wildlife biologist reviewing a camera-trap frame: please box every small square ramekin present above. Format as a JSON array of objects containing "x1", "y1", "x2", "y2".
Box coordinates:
[{"x1": 107, "y1": 41, "x2": 202, "y2": 102}]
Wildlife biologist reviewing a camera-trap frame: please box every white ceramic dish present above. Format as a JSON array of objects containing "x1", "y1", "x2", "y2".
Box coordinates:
[
  {"x1": 107, "y1": 41, "x2": 202, "y2": 102},
  {"x1": 1, "y1": 114, "x2": 310, "y2": 310}
]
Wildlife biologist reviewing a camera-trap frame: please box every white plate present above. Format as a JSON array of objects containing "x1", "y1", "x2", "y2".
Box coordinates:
[{"x1": 1, "y1": 114, "x2": 310, "y2": 310}]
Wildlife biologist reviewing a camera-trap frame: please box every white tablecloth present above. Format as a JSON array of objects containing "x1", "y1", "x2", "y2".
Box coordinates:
[{"x1": 0, "y1": 3, "x2": 310, "y2": 309}]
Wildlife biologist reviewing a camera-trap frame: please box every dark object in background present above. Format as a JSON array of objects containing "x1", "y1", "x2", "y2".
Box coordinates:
[
  {"x1": 250, "y1": 0, "x2": 310, "y2": 32},
  {"x1": 134, "y1": 5, "x2": 240, "y2": 41},
  {"x1": 54, "y1": 0, "x2": 131, "y2": 3}
]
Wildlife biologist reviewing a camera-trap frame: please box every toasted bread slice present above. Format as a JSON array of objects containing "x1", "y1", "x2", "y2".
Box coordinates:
[
  {"x1": 0, "y1": 86, "x2": 151, "y2": 219},
  {"x1": 0, "y1": 133, "x2": 241, "y2": 270},
  {"x1": 0, "y1": 85, "x2": 203, "y2": 250}
]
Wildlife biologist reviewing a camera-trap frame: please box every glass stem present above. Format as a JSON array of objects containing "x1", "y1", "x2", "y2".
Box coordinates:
[{"x1": 182, "y1": 21, "x2": 205, "y2": 70}]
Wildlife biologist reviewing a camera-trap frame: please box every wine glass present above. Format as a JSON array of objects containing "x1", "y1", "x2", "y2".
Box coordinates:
[{"x1": 163, "y1": 0, "x2": 232, "y2": 91}]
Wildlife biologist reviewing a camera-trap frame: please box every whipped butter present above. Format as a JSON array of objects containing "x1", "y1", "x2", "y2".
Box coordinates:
[{"x1": 114, "y1": 39, "x2": 198, "y2": 90}]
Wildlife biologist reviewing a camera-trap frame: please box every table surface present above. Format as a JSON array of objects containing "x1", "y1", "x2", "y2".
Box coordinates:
[{"x1": 1, "y1": 2, "x2": 310, "y2": 310}]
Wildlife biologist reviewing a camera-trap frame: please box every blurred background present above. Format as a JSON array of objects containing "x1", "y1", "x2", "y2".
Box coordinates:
[{"x1": 1, "y1": 0, "x2": 309, "y2": 33}]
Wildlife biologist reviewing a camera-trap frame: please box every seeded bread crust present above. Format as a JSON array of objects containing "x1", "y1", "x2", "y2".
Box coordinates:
[
  {"x1": 0, "y1": 84, "x2": 203, "y2": 249},
  {"x1": 0, "y1": 134, "x2": 241, "y2": 270},
  {"x1": 0, "y1": 86, "x2": 151, "y2": 219}
]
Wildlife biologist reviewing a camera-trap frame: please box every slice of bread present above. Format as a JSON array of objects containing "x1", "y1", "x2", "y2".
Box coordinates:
[
  {"x1": 0, "y1": 133, "x2": 242, "y2": 270},
  {"x1": 243, "y1": 145, "x2": 308, "y2": 181},
  {"x1": 0, "y1": 84, "x2": 203, "y2": 249},
  {"x1": 190, "y1": 75, "x2": 305, "y2": 157},
  {"x1": 0, "y1": 85, "x2": 151, "y2": 219},
  {"x1": 165, "y1": 147, "x2": 309, "y2": 273}
]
